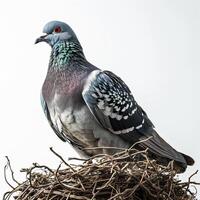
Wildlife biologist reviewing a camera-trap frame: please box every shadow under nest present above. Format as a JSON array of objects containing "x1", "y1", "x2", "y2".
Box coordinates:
[{"x1": 3, "y1": 144, "x2": 199, "y2": 200}]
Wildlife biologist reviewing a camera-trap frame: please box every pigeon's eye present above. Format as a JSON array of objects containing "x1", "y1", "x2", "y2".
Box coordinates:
[{"x1": 54, "y1": 26, "x2": 62, "y2": 33}]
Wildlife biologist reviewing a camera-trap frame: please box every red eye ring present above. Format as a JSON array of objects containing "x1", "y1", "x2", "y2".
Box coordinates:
[{"x1": 54, "y1": 26, "x2": 62, "y2": 33}]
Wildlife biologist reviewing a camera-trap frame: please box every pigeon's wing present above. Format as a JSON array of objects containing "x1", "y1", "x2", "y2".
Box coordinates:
[
  {"x1": 83, "y1": 70, "x2": 154, "y2": 134},
  {"x1": 82, "y1": 70, "x2": 186, "y2": 164},
  {"x1": 40, "y1": 92, "x2": 67, "y2": 142}
]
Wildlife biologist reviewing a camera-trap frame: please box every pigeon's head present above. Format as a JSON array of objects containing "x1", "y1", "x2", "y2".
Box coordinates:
[{"x1": 35, "y1": 21, "x2": 77, "y2": 47}]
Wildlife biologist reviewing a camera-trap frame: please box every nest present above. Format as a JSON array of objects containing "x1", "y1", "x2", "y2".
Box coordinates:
[{"x1": 3, "y1": 146, "x2": 199, "y2": 200}]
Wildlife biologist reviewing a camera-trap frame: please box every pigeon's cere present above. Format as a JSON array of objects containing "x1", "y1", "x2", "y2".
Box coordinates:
[{"x1": 36, "y1": 20, "x2": 194, "y2": 172}]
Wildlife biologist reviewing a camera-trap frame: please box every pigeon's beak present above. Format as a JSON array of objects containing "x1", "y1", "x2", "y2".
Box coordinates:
[{"x1": 35, "y1": 35, "x2": 48, "y2": 44}]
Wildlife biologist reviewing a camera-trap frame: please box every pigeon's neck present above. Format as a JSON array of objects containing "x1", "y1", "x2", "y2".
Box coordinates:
[{"x1": 49, "y1": 40, "x2": 85, "y2": 70}]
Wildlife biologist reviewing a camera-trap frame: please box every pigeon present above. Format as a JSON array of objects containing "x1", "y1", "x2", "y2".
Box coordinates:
[{"x1": 35, "y1": 21, "x2": 194, "y2": 172}]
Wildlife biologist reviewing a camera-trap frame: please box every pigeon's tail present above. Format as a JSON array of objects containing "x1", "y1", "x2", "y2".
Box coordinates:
[
  {"x1": 137, "y1": 128, "x2": 194, "y2": 173},
  {"x1": 180, "y1": 152, "x2": 195, "y2": 166},
  {"x1": 172, "y1": 152, "x2": 194, "y2": 173}
]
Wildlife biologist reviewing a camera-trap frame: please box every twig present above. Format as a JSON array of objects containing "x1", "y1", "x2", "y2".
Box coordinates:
[{"x1": 50, "y1": 147, "x2": 76, "y2": 172}]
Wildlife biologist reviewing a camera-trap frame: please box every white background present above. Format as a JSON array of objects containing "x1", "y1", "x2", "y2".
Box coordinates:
[{"x1": 0, "y1": 0, "x2": 199, "y2": 198}]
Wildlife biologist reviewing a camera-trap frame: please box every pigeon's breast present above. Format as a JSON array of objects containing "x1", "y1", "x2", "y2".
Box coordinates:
[
  {"x1": 42, "y1": 69, "x2": 87, "y2": 106},
  {"x1": 42, "y1": 69, "x2": 99, "y2": 149}
]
